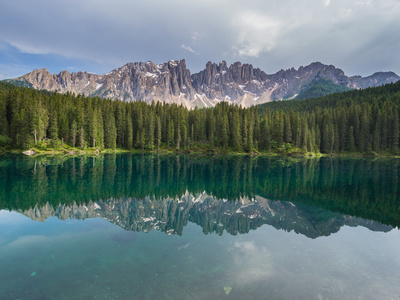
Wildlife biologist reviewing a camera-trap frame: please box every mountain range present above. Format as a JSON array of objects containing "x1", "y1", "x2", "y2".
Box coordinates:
[{"x1": 5, "y1": 60, "x2": 400, "y2": 108}]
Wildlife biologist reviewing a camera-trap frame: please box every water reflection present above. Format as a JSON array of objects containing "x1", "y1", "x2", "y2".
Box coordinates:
[
  {"x1": 1, "y1": 154, "x2": 398, "y2": 236},
  {"x1": 17, "y1": 193, "x2": 392, "y2": 239}
]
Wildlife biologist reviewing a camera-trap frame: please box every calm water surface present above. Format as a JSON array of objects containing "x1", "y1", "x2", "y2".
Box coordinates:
[{"x1": 0, "y1": 154, "x2": 399, "y2": 300}]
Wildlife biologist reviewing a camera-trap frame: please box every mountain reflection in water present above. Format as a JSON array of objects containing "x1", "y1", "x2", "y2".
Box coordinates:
[
  {"x1": 19, "y1": 193, "x2": 392, "y2": 239},
  {"x1": 1, "y1": 154, "x2": 399, "y2": 237}
]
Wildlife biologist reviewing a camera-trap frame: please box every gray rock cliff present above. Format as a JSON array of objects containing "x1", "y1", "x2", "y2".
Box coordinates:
[{"x1": 8, "y1": 60, "x2": 400, "y2": 108}]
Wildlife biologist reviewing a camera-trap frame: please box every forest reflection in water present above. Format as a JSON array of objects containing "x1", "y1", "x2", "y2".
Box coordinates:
[{"x1": 0, "y1": 154, "x2": 399, "y2": 235}]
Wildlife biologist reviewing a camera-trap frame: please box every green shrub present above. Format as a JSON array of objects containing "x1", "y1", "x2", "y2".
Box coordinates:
[{"x1": 0, "y1": 135, "x2": 12, "y2": 147}]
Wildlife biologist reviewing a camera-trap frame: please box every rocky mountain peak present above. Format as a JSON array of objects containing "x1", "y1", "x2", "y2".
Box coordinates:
[{"x1": 6, "y1": 60, "x2": 400, "y2": 109}]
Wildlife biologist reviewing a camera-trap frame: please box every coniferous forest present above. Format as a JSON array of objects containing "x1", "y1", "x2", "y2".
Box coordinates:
[{"x1": 0, "y1": 80, "x2": 400, "y2": 155}]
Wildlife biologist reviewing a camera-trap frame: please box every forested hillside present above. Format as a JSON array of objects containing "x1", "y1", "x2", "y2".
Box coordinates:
[
  {"x1": 0, "y1": 81, "x2": 399, "y2": 155},
  {"x1": 295, "y1": 78, "x2": 352, "y2": 100}
]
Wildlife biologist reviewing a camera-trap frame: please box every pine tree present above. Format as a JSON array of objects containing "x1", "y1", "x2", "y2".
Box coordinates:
[
  {"x1": 333, "y1": 124, "x2": 339, "y2": 153},
  {"x1": 167, "y1": 120, "x2": 174, "y2": 148},
  {"x1": 71, "y1": 120, "x2": 77, "y2": 148},
  {"x1": 96, "y1": 109, "x2": 104, "y2": 149},
  {"x1": 48, "y1": 110, "x2": 58, "y2": 141},
  {"x1": 79, "y1": 127, "x2": 85, "y2": 149},
  {"x1": 348, "y1": 126, "x2": 355, "y2": 152},
  {"x1": 284, "y1": 113, "x2": 292, "y2": 143},
  {"x1": 156, "y1": 116, "x2": 161, "y2": 152},
  {"x1": 135, "y1": 107, "x2": 144, "y2": 148},
  {"x1": 104, "y1": 111, "x2": 117, "y2": 149},
  {"x1": 337, "y1": 108, "x2": 347, "y2": 151},
  {"x1": 322, "y1": 122, "x2": 335, "y2": 153},
  {"x1": 221, "y1": 113, "x2": 229, "y2": 149},
  {"x1": 147, "y1": 110, "x2": 155, "y2": 150},
  {"x1": 30, "y1": 100, "x2": 48, "y2": 144},
  {"x1": 0, "y1": 95, "x2": 8, "y2": 136},
  {"x1": 272, "y1": 112, "x2": 284, "y2": 146},
  {"x1": 176, "y1": 118, "x2": 181, "y2": 150},
  {"x1": 116, "y1": 102, "x2": 126, "y2": 148},
  {"x1": 291, "y1": 111, "x2": 300, "y2": 148},
  {"x1": 247, "y1": 114, "x2": 254, "y2": 153},
  {"x1": 59, "y1": 113, "x2": 69, "y2": 144},
  {"x1": 359, "y1": 108, "x2": 370, "y2": 152},
  {"x1": 392, "y1": 110, "x2": 399, "y2": 152},
  {"x1": 315, "y1": 124, "x2": 321, "y2": 152},
  {"x1": 208, "y1": 110, "x2": 216, "y2": 148},
  {"x1": 140, "y1": 129, "x2": 145, "y2": 151},
  {"x1": 373, "y1": 111, "x2": 382, "y2": 152},
  {"x1": 301, "y1": 119, "x2": 309, "y2": 152},
  {"x1": 231, "y1": 110, "x2": 242, "y2": 151},
  {"x1": 126, "y1": 114, "x2": 133, "y2": 150}
]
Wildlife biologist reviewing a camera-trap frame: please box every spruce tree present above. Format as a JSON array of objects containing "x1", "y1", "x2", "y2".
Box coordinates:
[
  {"x1": 48, "y1": 111, "x2": 58, "y2": 141},
  {"x1": 392, "y1": 110, "x2": 399, "y2": 152},
  {"x1": 221, "y1": 113, "x2": 229, "y2": 149},
  {"x1": 231, "y1": 110, "x2": 242, "y2": 151},
  {"x1": 71, "y1": 120, "x2": 77, "y2": 148},
  {"x1": 79, "y1": 127, "x2": 85, "y2": 149},
  {"x1": 284, "y1": 113, "x2": 292, "y2": 143},
  {"x1": 167, "y1": 120, "x2": 174, "y2": 148},
  {"x1": 156, "y1": 116, "x2": 161, "y2": 152},
  {"x1": 247, "y1": 115, "x2": 254, "y2": 153},
  {"x1": 208, "y1": 110, "x2": 216, "y2": 148},
  {"x1": 0, "y1": 95, "x2": 7, "y2": 136},
  {"x1": 126, "y1": 115, "x2": 133, "y2": 150},
  {"x1": 348, "y1": 126, "x2": 355, "y2": 152},
  {"x1": 104, "y1": 111, "x2": 117, "y2": 149},
  {"x1": 176, "y1": 118, "x2": 181, "y2": 150}
]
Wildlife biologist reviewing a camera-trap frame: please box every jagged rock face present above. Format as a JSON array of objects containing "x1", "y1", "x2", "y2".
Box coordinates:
[
  {"x1": 191, "y1": 61, "x2": 269, "y2": 104},
  {"x1": 11, "y1": 60, "x2": 400, "y2": 109},
  {"x1": 349, "y1": 71, "x2": 400, "y2": 89},
  {"x1": 19, "y1": 193, "x2": 392, "y2": 239}
]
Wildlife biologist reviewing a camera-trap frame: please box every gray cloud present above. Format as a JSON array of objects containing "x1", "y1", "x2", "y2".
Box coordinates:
[{"x1": 0, "y1": 0, "x2": 399, "y2": 76}]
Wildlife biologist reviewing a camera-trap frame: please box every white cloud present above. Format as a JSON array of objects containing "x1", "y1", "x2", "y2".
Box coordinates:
[
  {"x1": 1, "y1": 0, "x2": 400, "y2": 77},
  {"x1": 182, "y1": 44, "x2": 197, "y2": 54},
  {"x1": 233, "y1": 11, "x2": 282, "y2": 57},
  {"x1": 9, "y1": 41, "x2": 49, "y2": 55}
]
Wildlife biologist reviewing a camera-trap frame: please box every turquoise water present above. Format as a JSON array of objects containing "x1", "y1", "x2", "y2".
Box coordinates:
[{"x1": 0, "y1": 154, "x2": 400, "y2": 299}]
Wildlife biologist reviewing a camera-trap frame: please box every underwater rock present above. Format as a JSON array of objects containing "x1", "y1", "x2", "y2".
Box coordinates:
[{"x1": 224, "y1": 286, "x2": 232, "y2": 295}]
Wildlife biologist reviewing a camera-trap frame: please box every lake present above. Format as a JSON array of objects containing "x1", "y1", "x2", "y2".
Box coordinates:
[{"x1": 0, "y1": 154, "x2": 399, "y2": 300}]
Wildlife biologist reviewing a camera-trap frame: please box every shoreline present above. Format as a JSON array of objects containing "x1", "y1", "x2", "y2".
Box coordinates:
[{"x1": 1, "y1": 147, "x2": 399, "y2": 159}]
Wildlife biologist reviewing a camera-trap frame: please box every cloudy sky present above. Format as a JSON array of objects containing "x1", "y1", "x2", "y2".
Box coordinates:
[{"x1": 0, "y1": 0, "x2": 399, "y2": 79}]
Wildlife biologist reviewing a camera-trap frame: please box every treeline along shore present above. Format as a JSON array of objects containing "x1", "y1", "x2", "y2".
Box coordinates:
[{"x1": 0, "y1": 81, "x2": 399, "y2": 156}]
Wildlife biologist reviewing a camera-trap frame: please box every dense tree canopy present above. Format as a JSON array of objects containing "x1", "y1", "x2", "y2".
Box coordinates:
[{"x1": 0, "y1": 81, "x2": 400, "y2": 154}]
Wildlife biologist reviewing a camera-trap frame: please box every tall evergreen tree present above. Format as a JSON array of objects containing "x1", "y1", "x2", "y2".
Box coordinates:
[
  {"x1": 48, "y1": 110, "x2": 58, "y2": 141},
  {"x1": 104, "y1": 111, "x2": 117, "y2": 149},
  {"x1": 71, "y1": 120, "x2": 77, "y2": 148},
  {"x1": 156, "y1": 116, "x2": 161, "y2": 152},
  {"x1": 392, "y1": 110, "x2": 399, "y2": 152},
  {"x1": 167, "y1": 120, "x2": 174, "y2": 148},
  {"x1": 284, "y1": 113, "x2": 292, "y2": 143},
  {"x1": 79, "y1": 127, "x2": 85, "y2": 149},
  {"x1": 126, "y1": 114, "x2": 133, "y2": 150},
  {"x1": 348, "y1": 126, "x2": 355, "y2": 152}
]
